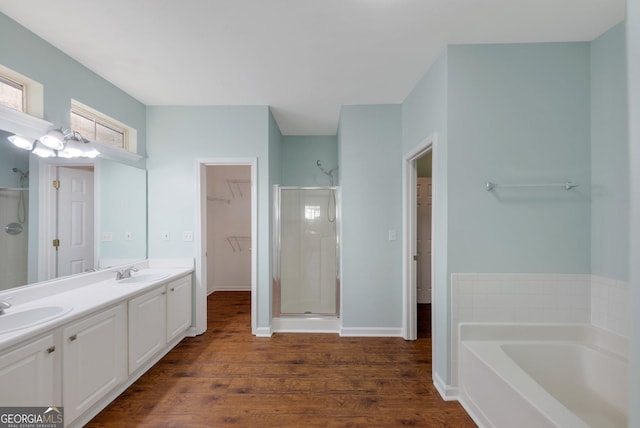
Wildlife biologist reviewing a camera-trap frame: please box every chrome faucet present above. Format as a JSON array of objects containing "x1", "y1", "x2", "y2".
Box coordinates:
[
  {"x1": 0, "y1": 301, "x2": 11, "y2": 314},
  {"x1": 115, "y1": 266, "x2": 139, "y2": 280}
]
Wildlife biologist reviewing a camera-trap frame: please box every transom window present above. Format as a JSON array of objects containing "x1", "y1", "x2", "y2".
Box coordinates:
[
  {"x1": 70, "y1": 100, "x2": 137, "y2": 153},
  {"x1": 0, "y1": 74, "x2": 25, "y2": 112},
  {"x1": 0, "y1": 65, "x2": 43, "y2": 118}
]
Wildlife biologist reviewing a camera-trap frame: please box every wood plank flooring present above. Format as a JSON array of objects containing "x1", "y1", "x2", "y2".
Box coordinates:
[{"x1": 88, "y1": 292, "x2": 476, "y2": 427}]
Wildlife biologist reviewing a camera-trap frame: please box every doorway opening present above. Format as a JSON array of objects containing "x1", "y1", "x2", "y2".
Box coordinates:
[
  {"x1": 196, "y1": 158, "x2": 257, "y2": 336},
  {"x1": 416, "y1": 152, "x2": 432, "y2": 338},
  {"x1": 206, "y1": 165, "x2": 251, "y2": 295},
  {"x1": 39, "y1": 160, "x2": 96, "y2": 282},
  {"x1": 402, "y1": 134, "x2": 436, "y2": 341}
]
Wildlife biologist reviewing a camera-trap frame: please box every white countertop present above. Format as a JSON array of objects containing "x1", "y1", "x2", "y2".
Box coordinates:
[{"x1": 0, "y1": 264, "x2": 193, "y2": 350}]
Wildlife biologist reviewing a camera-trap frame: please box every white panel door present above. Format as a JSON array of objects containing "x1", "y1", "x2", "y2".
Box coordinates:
[
  {"x1": 417, "y1": 178, "x2": 432, "y2": 304},
  {"x1": 57, "y1": 167, "x2": 94, "y2": 277}
]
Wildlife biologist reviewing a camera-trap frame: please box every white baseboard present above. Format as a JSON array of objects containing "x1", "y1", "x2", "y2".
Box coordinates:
[
  {"x1": 339, "y1": 327, "x2": 402, "y2": 337},
  {"x1": 254, "y1": 326, "x2": 272, "y2": 337},
  {"x1": 272, "y1": 317, "x2": 340, "y2": 333},
  {"x1": 433, "y1": 372, "x2": 459, "y2": 401}
]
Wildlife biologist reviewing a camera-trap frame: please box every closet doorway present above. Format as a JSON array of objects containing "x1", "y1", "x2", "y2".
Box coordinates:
[
  {"x1": 195, "y1": 158, "x2": 257, "y2": 336},
  {"x1": 206, "y1": 165, "x2": 251, "y2": 295},
  {"x1": 416, "y1": 152, "x2": 432, "y2": 338}
]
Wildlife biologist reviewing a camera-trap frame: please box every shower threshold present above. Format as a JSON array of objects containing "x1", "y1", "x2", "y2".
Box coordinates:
[{"x1": 272, "y1": 316, "x2": 340, "y2": 334}]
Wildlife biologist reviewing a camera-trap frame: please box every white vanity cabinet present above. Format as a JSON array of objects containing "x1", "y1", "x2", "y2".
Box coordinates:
[
  {"x1": 62, "y1": 303, "x2": 127, "y2": 424},
  {"x1": 128, "y1": 286, "x2": 167, "y2": 374},
  {"x1": 167, "y1": 275, "x2": 192, "y2": 342},
  {"x1": 0, "y1": 333, "x2": 59, "y2": 406},
  {"x1": 128, "y1": 274, "x2": 192, "y2": 374}
]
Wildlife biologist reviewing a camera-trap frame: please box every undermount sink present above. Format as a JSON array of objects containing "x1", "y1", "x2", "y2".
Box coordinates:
[
  {"x1": 116, "y1": 273, "x2": 169, "y2": 284},
  {"x1": 0, "y1": 305, "x2": 72, "y2": 334}
]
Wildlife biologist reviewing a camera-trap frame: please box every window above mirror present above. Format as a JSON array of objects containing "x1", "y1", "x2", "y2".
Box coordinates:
[
  {"x1": 0, "y1": 64, "x2": 43, "y2": 119},
  {"x1": 71, "y1": 100, "x2": 137, "y2": 154}
]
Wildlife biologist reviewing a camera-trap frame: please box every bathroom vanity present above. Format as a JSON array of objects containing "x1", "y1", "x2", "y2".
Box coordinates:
[{"x1": 0, "y1": 260, "x2": 194, "y2": 427}]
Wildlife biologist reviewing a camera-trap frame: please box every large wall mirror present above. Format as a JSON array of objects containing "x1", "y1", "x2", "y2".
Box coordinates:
[{"x1": 0, "y1": 109, "x2": 147, "y2": 292}]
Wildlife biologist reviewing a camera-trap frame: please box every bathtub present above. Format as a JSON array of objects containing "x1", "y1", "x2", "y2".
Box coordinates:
[{"x1": 458, "y1": 324, "x2": 628, "y2": 428}]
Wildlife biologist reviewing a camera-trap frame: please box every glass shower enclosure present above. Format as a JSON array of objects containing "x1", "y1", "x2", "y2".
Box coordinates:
[{"x1": 273, "y1": 187, "x2": 339, "y2": 317}]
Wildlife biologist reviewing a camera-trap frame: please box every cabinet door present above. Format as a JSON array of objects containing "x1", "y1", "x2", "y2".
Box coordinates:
[
  {"x1": 128, "y1": 286, "x2": 166, "y2": 374},
  {"x1": 167, "y1": 275, "x2": 192, "y2": 342},
  {"x1": 63, "y1": 304, "x2": 126, "y2": 423},
  {"x1": 0, "y1": 334, "x2": 58, "y2": 406}
]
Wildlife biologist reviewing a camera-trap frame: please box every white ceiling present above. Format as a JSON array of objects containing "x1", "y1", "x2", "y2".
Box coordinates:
[{"x1": 0, "y1": 0, "x2": 626, "y2": 135}]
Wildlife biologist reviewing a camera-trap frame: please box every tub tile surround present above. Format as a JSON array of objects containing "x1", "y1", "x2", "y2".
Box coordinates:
[
  {"x1": 591, "y1": 275, "x2": 632, "y2": 338},
  {"x1": 450, "y1": 273, "x2": 631, "y2": 388}
]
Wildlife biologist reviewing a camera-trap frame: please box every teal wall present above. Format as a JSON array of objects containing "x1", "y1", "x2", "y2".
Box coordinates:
[
  {"x1": 0, "y1": 13, "x2": 146, "y2": 155},
  {"x1": 281, "y1": 136, "x2": 338, "y2": 186},
  {"x1": 339, "y1": 105, "x2": 402, "y2": 329},
  {"x1": 0, "y1": 130, "x2": 30, "y2": 187},
  {"x1": 402, "y1": 42, "x2": 593, "y2": 385},
  {"x1": 146, "y1": 106, "x2": 272, "y2": 329},
  {"x1": 268, "y1": 109, "x2": 283, "y2": 319},
  {"x1": 98, "y1": 159, "x2": 147, "y2": 260},
  {"x1": 591, "y1": 23, "x2": 629, "y2": 281},
  {"x1": 401, "y1": 50, "x2": 449, "y2": 383},
  {"x1": 0, "y1": 12, "x2": 147, "y2": 282},
  {"x1": 447, "y1": 43, "x2": 591, "y2": 277},
  {"x1": 627, "y1": 0, "x2": 640, "y2": 425}
]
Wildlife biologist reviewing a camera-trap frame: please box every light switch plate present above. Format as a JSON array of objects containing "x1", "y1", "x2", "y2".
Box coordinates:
[
  {"x1": 125, "y1": 231, "x2": 132, "y2": 241},
  {"x1": 162, "y1": 232, "x2": 170, "y2": 241},
  {"x1": 388, "y1": 229, "x2": 397, "y2": 241}
]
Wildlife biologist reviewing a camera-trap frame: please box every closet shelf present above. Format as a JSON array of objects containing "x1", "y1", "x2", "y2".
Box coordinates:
[
  {"x1": 227, "y1": 179, "x2": 251, "y2": 198},
  {"x1": 207, "y1": 196, "x2": 231, "y2": 204},
  {"x1": 226, "y1": 235, "x2": 251, "y2": 252}
]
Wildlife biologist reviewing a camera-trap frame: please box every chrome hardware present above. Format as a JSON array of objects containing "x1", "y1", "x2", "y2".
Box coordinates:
[
  {"x1": 4, "y1": 222, "x2": 23, "y2": 235},
  {"x1": 115, "y1": 266, "x2": 139, "y2": 280},
  {"x1": 69, "y1": 334, "x2": 77, "y2": 341},
  {"x1": 0, "y1": 301, "x2": 11, "y2": 314},
  {"x1": 47, "y1": 346, "x2": 55, "y2": 354}
]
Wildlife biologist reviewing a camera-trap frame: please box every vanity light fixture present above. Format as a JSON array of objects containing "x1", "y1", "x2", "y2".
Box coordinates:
[
  {"x1": 39, "y1": 128, "x2": 65, "y2": 150},
  {"x1": 7, "y1": 135, "x2": 34, "y2": 150},
  {"x1": 6, "y1": 128, "x2": 101, "y2": 159},
  {"x1": 32, "y1": 141, "x2": 57, "y2": 158}
]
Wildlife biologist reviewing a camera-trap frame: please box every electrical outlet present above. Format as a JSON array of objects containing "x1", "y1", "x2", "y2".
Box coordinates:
[
  {"x1": 183, "y1": 231, "x2": 194, "y2": 242},
  {"x1": 102, "y1": 232, "x2": 113, "y2": 242},
  {"x1": 388, "y1": 229, "x2": 397, "y2": 241},
  {"x1": 162, "y1": 232, "x2": 170, "y2": 241},
  {"x1": 125, "y1": 231, "x2": 132, "y2": 241}
]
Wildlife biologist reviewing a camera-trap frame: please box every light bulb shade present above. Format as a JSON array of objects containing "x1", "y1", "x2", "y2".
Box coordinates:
[
  {"x1": 8, "y1": 135, "x2": 34, "y2": 150},
  {"x1": 81, "y1": 142, "x2": 100, "y2": 158},
  {"x1": 32, "y1": 141, "x2": 57, "y2": 158},
  {"x1": 39, "y1": 129, "x2": 65, "y2": 150},
  {"x1": 58, "y1": 138, "x2": 84, "y2": 158}
]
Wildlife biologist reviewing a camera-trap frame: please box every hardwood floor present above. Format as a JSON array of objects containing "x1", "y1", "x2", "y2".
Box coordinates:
[{"x1": 88, "y1": 292, "x2": 476, "y2": 427}]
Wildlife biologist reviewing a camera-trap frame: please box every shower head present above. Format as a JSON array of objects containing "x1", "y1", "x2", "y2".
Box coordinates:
[
  {"x1": 316, "y1": 160, "x2": 334, "y2": 176},
  {"x1": 12, "y1": 168, "x2": 28, "y2": 180}
]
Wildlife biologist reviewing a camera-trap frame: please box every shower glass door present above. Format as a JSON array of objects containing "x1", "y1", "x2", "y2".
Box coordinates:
[{"x1": 278, "y1": 187, "x2": 338, "y2": 316}]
